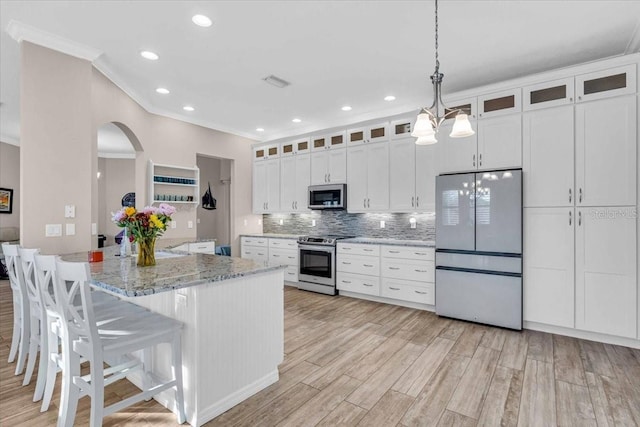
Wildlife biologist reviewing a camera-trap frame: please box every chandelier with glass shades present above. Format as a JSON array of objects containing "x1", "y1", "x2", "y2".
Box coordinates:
[{"x1": 412, "y1": 0, "x2": 475, "y2": 145}]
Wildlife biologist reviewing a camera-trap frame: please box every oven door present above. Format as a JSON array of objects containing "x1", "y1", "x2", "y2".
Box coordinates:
[{"x1": 298, "y1": 244, "x2": 335, "y2": 287}]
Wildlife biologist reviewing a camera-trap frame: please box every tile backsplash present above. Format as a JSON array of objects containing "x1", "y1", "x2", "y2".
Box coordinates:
[{"x1": 263, "y1": 210, "x2": 435, "y2": 240}]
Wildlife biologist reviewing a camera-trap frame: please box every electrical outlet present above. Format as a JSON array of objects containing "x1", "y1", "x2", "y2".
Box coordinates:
[
  {"x1": 380, "y1": 220, "x2": 385, "y2": 228},
  {"x1": 171, "y1": 221, "x2": 177, "y2": 229},
  {"x1": 279, "y1": 219, "x2": 284, "y2": 225},
  {"x1": 258, "y1": 219, "x2": 262, "y2": 225},
  {"x1": 91, "y1": 223, "x2": 97, "y2": 235},
  {"x1": 243, "y1": 219, "x2": 248, "y2": 226},
  {"x1": 187, "y1": 221, "x2": 193, "y2": 229},
  {"x1": 65, "y1": 223, "x2": 76, "y2": 236},
  {"x1": 410, "y1": 217, "x2": 417, "y2": 229},
  {"x1": 45, "y1": 224, "x2": 62, "y2": 237},
  {"x1": 311, "y1": 219, "x2": 316, "y2": 227},
  {"x1": 197, "y1": 218, "x2": 201, "y2": 224}
]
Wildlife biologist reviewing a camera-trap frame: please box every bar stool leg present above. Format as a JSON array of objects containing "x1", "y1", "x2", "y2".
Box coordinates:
[
  {"x1": 23, "y1": 316, "x2": 40, "y2": 385},
  {"x1": 172, "y1": 333, "x2": 186, "y2": 424}
]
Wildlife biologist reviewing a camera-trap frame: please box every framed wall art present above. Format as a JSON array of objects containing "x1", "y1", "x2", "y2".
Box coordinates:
[{"x1": 0, "y1": 188, "x2": 13, "y2": 214}]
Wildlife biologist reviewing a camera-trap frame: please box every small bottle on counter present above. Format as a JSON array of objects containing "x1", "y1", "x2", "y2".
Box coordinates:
[{"x1": 120, "y1": 228, "x2": 132, "y2": 257}]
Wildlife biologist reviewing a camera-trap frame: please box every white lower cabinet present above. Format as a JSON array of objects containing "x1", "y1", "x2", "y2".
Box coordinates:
[
  {"x1": 337, "y1": 243, "x2": 435, "y2": 307},
  {"x1": 524, "y1": 206, "x2": 637, "y2": 339},
  {"x1": 524, "y1": 208, "x2": 575, "y2": 328},
  {"x1": 187, "y1": 241, "x2": 217, "y2": 254},
  {"x1": 241, "y1": 237, "x2": 300, "y2": 283}
]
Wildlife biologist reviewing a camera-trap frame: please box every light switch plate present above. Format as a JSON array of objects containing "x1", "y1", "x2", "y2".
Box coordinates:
[
  {"x1": 65, "y1": 223, "x2": 76, "y2": 236},
  {"x1": 91, "y1": 223, "x2": 97, "y2": 235},
  {"x1": 45, "y1": 224, "x2": 62, "y2": 237},
  {"x1": 171, "y1": 221, "x2": 177, "y2": 229},
  {"x1": 64, "y1": 205, "x2": 75, "y2": 218},
  {"x1": 187, "y1": 221, "x2": 193, "y2": 229}
]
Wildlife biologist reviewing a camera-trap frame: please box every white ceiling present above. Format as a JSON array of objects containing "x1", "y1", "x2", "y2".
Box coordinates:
[{"x1": 1, "y1": 0, "x2": 639, "y2": 151}]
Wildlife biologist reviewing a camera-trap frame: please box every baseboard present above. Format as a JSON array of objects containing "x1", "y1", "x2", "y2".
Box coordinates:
[
  {"x1": 524, "y1": 321, "x2": 640, "y2": 349},
  {"x1": 193, "y1": 369, "x2": 279, "y2": 426},
  {"x1": 339, "y1": 290, "x2": 435, "y2": 312}
]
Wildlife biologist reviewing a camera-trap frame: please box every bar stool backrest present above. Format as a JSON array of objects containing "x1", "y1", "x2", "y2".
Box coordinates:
[
  {"x1": 18, "y1": 248, "x2": 42, "y2": 314},
  {"x1": 2, "y1": 243, "x2": 25, "y2": 296},
  {"x1": 33, "y1": 255, "x2": 61, "y2": 319}
]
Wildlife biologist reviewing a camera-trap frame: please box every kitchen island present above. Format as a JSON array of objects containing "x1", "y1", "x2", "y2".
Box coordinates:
[{"x1": 63, "y1": 245, "x2": 285, "y2": 427}]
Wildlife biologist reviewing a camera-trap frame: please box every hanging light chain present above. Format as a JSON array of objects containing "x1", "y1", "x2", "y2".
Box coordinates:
[{"x1": 434, "y1": 0, "x2": 439, "y2": 71}]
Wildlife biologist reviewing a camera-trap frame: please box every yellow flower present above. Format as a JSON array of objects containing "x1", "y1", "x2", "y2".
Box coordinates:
[
  {"x1": 149, "y1": 214, "x2": 164, "y2": 229},
  {"x1": 124, "y1": 207, "x2": 136, "y2": 217}
]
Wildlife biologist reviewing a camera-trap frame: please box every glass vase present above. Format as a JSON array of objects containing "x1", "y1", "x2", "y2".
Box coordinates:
[{"x1": 137, "y1": 237, "x2": 156, "y2": 267}]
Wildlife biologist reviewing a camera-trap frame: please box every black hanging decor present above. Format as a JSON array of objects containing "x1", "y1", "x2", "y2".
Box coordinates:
[{"x1": 202, "y1": 182, "x2": 217, "y2": 210}]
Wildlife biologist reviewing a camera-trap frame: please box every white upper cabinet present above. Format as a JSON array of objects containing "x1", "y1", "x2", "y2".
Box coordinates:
[
  {"x1": 253, "y1": 158, "x2": 280, "y2": 213},
  {"x1": 439, "y1": 121, "x2": 479, "y2": 174},
  {"x1": 347, "y1": 142, "x2": 389, "y2": 212},
  {"x1": 523, "y1": 77, "x2": 575, "y2": 111},
  {"x1": 390, "y1": 117, "x2": 415, "y2": 140},
  {"x1": 389, "y1": 137, "x2": 416, "y2": 211},
  {"x1": 575, "y1": 95, "x2": 636, "y2": 207},
  {"x1": 414, "y1": 143, "x2": 438, "y2": 211},
  {"x1": 280, "y1": 138, "x2": 310, "y2": 156},
  {"x1": 523, "y1": 105, "x2": 575, "y2": 207},
  {"x1": 576, "y1": 64, "x2": 637, "y2": 103},
  {"x1": 347, "y1": 122, "x2": 389, "y2": 146},
  {"x1": 478, "y1": 88, "x2": 522, "y2": 119},
  {"x1": 477, "y1": 113, "x2": 522, "y2": 170},
  {"x1": 311, "y1": 148, "x2": 347, "y2": 185},
  {"x1": 280, "y1": 153, "x2": 310, "y2": 212},
  {"x1": 253, "y1": 144, "x2": 279, "y2": 161}
]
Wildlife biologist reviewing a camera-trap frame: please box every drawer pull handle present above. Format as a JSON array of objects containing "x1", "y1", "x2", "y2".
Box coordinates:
[
  {"x1": 342, "y1": 262, "x2": 352, "y2": 265},
  {"x1": 388, "y1": 250, "x2": 400, "y2": 254},
  {"x1": 415, "y1": 269, "x2": 428, "y2": 273},
  {"x1": 342, "y1": 280, "x2": 352, "y2": 284},
  {"x1": 288, "y1": 256, "x2": 295, "y2": 259},
  {"x1": 273, "y1": 255, "x2": 280, "y2": 257},
  {"x1": 363, "y1": 284, "x2": 373, "y2": 287},
  {"x1": 389, "y1": 287, "x2": 400, "y2": 291},
  {"x1": 364, "y1": 264, "x2": 374, "y2": 267},
  {"x1": 287, "y1": 272, "x2": 295, "y2": 275},
  {"x1": 343, "y1": 247, "x2": 352, "y2": 250},
  {"x1": 364, "y1": 249, "x2": 373, "y2": 252},
  {"x1": 389, "y1": 267, "x2": 400, "y2": 270},
  {"x1": 258, "y1": 253, "x2": 265, "y2": 256},
  {"x1": 414, "y1": 252, "x2": 427, "y2": 256},
  {"x1": 414, "y1": 291, "x2": 427, "y2": 295}
]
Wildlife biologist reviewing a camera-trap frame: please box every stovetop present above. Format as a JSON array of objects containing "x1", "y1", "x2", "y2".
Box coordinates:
[{"x1": 297, "y1": 235, "x2": 355, "y2": 246}]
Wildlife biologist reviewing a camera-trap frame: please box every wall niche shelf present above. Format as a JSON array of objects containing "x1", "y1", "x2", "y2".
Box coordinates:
[{"x1": 148, "y1": 160, "x2": 200, "y2": 206}]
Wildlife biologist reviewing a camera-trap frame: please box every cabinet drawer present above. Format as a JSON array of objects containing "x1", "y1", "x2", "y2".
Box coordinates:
[
  {"x1": 241, "y1": 237, "x2": 268, "y2": 247},
  {"x1": 269, "y1": 249, "x2": 298, "y2": 266},
  {"x1": 269, "y1": 238, "x2": 298, "y2": 250},
  {"x1": 284, "y1": 265, "x2": 298, "y2": 282},
  {"x1": 189, "y1": 241, "x2": 216, "y2": 253},
  {"x1": 382, "y1": 259, "x2": 434, "y2": 282},
  {"x1": 337, "y1": 254, "x2": 380, "y2": 275},
  {"x1": 241, "y1": 248, "x2": 268, "y2": 263},
  {"x1": 381, "y1": 246, "x2": 434, "y2": 261},
  {"x1": 338, "y1": 243, "x2": 380, "y2": 256},
  {"x1": 337, "y1": 272, "x2": 380, "y2": 296},
  {"x1": 381, "y1": 278, "x2": 434, "y2": 305}
]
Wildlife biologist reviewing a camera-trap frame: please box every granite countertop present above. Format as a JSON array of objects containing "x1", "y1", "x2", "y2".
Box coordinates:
[
  {"x1": 62, "y1": 245, "x2": 284, "y2": 297},
  {"x1": 341, "y1": 237, "x2": 436, "y2": 248},
  {"x1": 240, "y1": 233, "x2": 302, "y2": 240}
]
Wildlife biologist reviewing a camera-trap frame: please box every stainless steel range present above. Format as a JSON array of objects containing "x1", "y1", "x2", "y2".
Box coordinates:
[{"x1": 297, "y1": 235, "x2": 353, "y2": 295}]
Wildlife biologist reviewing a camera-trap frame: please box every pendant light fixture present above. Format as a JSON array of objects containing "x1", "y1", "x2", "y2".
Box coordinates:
[{"x1": 412, "y1": 0, "x2": 475, "y2": 145}]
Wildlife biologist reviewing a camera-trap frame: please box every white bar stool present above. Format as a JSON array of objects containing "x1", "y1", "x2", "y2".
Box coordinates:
[{"x1": 2, "y1": 243, "x2": 30, "y2": 376}]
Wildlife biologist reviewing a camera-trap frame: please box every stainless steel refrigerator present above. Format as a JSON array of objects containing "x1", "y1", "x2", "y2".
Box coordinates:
[{"x1": 435, "y1": 169, "x2": 522, "y2": 330}]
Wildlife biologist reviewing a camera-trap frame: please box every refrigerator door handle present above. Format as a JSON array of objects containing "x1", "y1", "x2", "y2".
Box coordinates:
[{"x1": 472, "y1": 154, "x2": 476, "y2": 167}]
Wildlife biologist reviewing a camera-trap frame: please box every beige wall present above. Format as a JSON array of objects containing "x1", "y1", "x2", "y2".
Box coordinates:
[
  {"x1": 20, "y1": 41, "x2": 261, "y2": 254},
  {"x1": 0, "y1": 142, "x2": 20, "y2": 228},
  {"x1": 197, "y1": 155, "x2": 231, "y2": 244}
]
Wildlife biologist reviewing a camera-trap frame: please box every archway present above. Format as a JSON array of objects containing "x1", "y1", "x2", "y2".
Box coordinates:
[{"x1": 96, "y1": 122, "x2": 140, "y2": 246}]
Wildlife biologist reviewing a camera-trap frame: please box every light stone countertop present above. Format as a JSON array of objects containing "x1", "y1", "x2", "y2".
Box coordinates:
[
  {"x1": 240, "y1": 233, "x2": 303, "y2": 240},
  {"x1": 62, "y1": 245, "x2": 285, "y2": 297},
  {"x1": 340, "y1": 237, "x2": 436, "y2": 248}
]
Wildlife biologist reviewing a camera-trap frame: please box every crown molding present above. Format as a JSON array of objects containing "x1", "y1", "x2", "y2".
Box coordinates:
[{"x1": 7, "y1": 20, "x2": 102, "y2": 61}]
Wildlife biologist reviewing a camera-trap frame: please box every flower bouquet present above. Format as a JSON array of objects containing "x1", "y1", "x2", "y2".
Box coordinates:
[{"x1": 112, "y1": 203, "x2": 176, "y2": 266}]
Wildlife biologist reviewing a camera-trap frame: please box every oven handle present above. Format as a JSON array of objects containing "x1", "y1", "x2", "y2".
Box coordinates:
[{"x1": 298, "y1": 244, "x2": 336, "y2": 253}]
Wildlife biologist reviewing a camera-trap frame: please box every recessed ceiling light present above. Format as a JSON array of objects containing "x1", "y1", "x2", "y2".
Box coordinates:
[
  {"x1": 183, "y1": 105, "x2": 195, "y2": 112},
  {"x1": 156, "y1": 87, "x2": 170, "y2": 94},
  {"x1": 292, "y1": 118, "x2": 301, "y2": 123},
  {"x1": 192, "y1": 14, "x2": 212, "y2": 27},
  {"x1": 341, "y1": 106, "x2": 352, "y2": 111},
  {"x1": 140, "y1": 50, "x2": 159, "y2": 61},
  {"x1": 256, "y1": 128, "x2": 265, "y2": 132},
  {"x1": 384, "y1": 95, "x2": 396, "y2": 101}
]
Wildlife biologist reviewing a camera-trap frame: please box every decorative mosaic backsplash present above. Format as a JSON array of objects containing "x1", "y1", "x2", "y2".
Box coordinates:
[{"x1": 263, "y1": 210, "x2": 435, "y2": 240}]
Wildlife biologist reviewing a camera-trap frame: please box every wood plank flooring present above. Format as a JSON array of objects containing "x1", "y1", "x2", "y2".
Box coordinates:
[{"x1": 1, "y1": 280, "x2": 639, "y2": 426}]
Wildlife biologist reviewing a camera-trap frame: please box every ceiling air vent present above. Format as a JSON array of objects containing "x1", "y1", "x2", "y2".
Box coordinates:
[{"x1": 263, "y1": 75, "x2": 291, "y2": 88}]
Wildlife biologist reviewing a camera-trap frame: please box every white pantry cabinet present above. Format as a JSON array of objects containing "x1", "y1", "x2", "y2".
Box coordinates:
[
  {"x1": 476, "y1": 113, "x2": 522, "y2": 170},
  {"x1": 252, "y1": 159, "x2": 280, "y2": 213},
  {"x1": 575, "y1": 95, "x2": 637, "y2": 207},
  {"x1": 280, "y1": 153, "x2": 310, "y2": 212},
  {"x1": 523, "y1": 208, "x2": 575, "y2": 328},
  {"x1": 575, "y1": 207, "x2": 637, "y2": 338},
  {"x1": 347, "y1": 142, "x2": 389, "y2": 212},
  {"x1": 523, "y1": 105, "x2": 575, "y2": 207}
]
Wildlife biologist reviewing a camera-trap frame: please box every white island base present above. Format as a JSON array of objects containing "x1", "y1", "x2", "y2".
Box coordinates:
[{"x1": 124, "y1": 269, "x2": 284, "y2": 426}]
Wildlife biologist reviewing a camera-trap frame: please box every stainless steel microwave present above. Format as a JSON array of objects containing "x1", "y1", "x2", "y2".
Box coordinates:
[{"x1": 308, "y1": 184, "x2": 347, "y2": 210}]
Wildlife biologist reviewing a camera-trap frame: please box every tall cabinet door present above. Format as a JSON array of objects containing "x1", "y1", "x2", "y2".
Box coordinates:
[
  {"x1": 523, "y1": 208, "x2": 575, "y2": 328},
  {"x1": 415, "y1": 143, "x2": 438, "y2": 211},
  {"x1": 280, "y1": 156, "x2": 296, "y2": 212},
  {"x1": 294, "y1": 154, "x2": 311, "y2": 211},
  {"x1": 576, "y1": 95, "x2": 637, "y2": 207},
  {"x1": 389, "y1": 138, "x2": 416, "y2": 211},
  {"x1": 347, "y1": 145, "x2": 368, "y2": 211},
  {"x1": 327, "y1": 148, "x2": 347, "y2": 183},
  {"x1": 523, "y1": 105, "x2": 574, "y2": 207},
  {"x1": 575, "y1": 208, "x2": 637, "y2": 338},
  {"x1": 253, "y1": 161, "x2": 267, "y2": 213},
  {"x1": 265, "y1": 159, "x2": 280, "y2": 212},
  {"x1": 440, "y1": 122, "x2": 478, "y2": 173},
  {"x1": 366, "y1": 142, "x2": 390, "y2": 211},
  {"x1": 435, "y1": 173, "x2": 476, "y2": 250},
  {"x1": 310, "y1": 151, "x2": 329, "y2": 185},
  {"x1": 477, "y1": 114, "x2": 522, "y2": 170}
]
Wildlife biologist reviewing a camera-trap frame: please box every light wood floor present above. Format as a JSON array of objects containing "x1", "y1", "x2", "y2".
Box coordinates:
[{"x1": 1, "y1": 280, "x2": 640, "y2": 426}]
